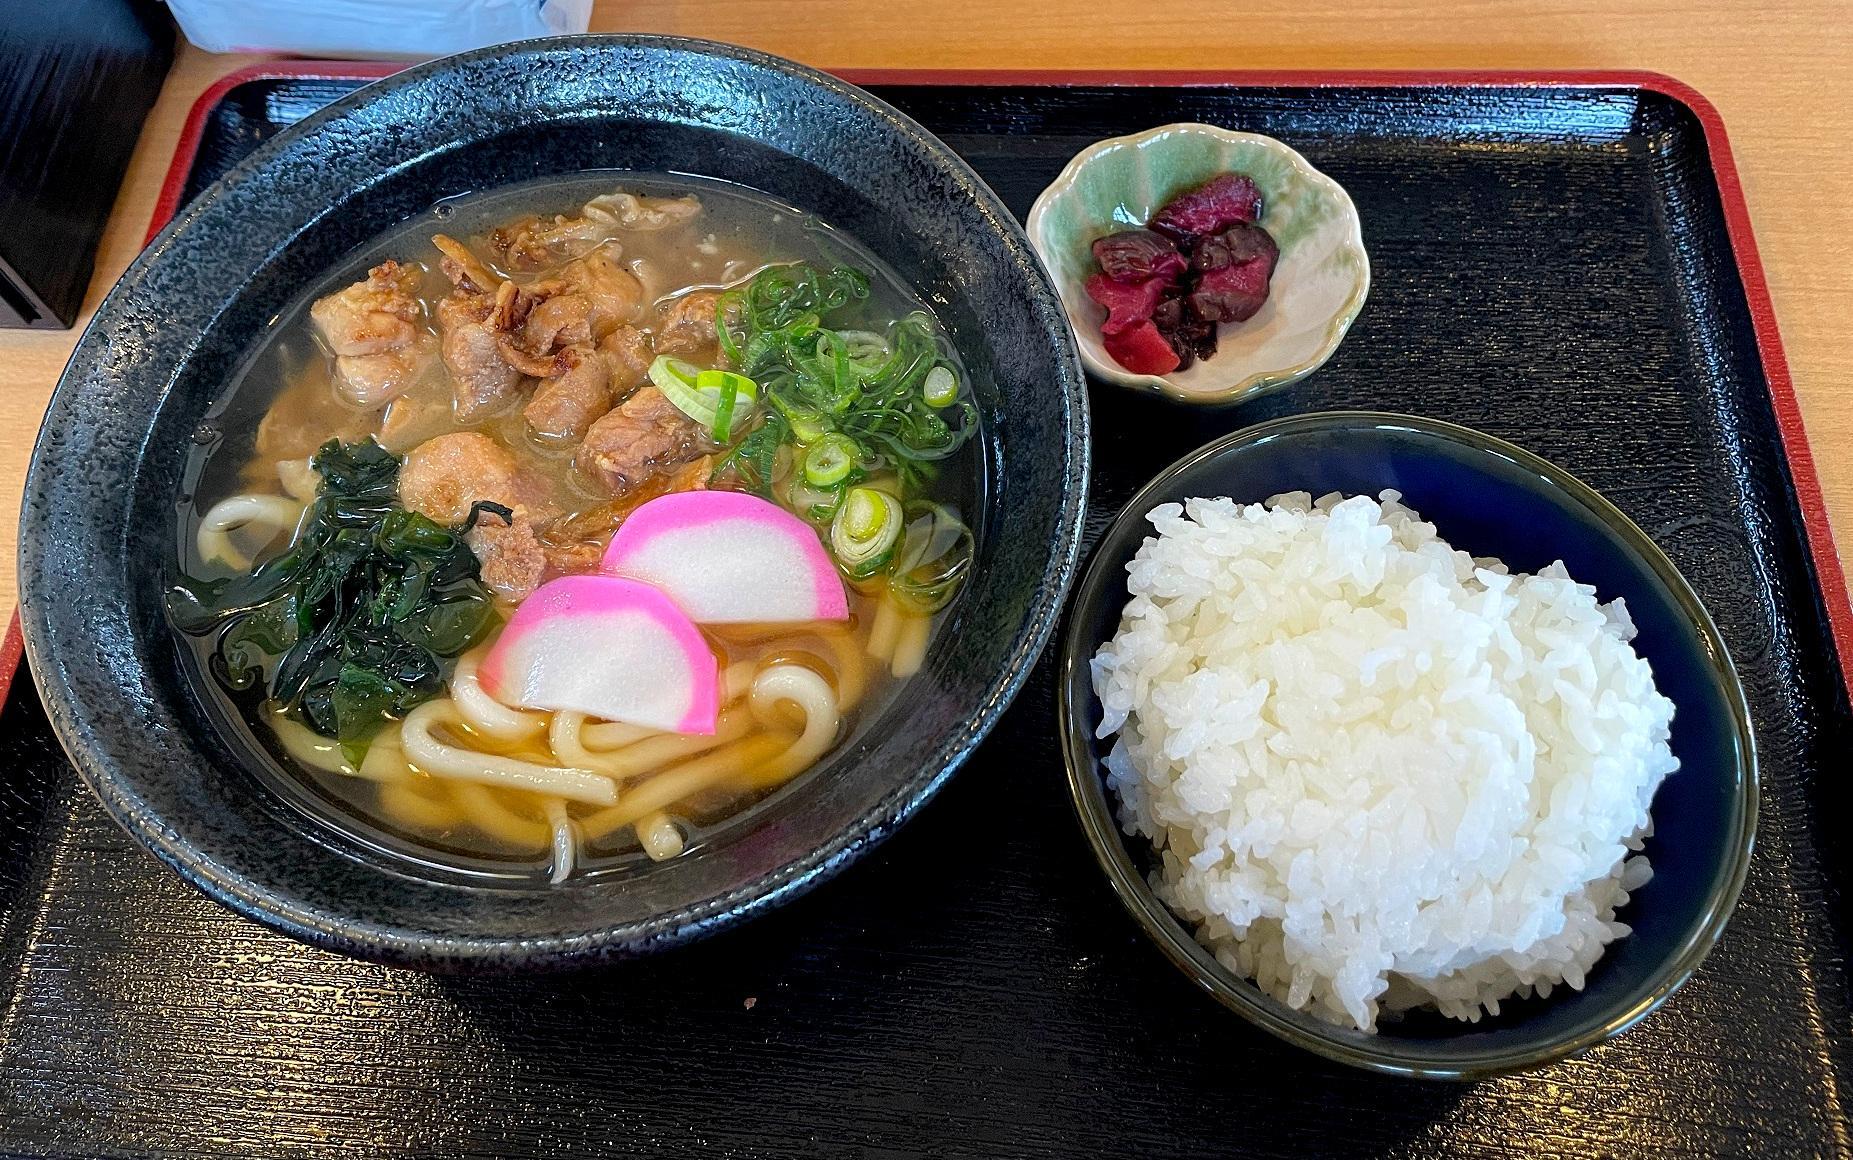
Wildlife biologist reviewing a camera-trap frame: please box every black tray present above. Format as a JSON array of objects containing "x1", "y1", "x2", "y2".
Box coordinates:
[{"x1": 4, "y1": 68, "x2": 1850, "y2": 1158}]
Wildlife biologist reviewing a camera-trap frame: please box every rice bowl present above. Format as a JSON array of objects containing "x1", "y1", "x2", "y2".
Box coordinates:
[{"x1": 1090, "y1": 489, "x2": 1679, "y2": 1032}]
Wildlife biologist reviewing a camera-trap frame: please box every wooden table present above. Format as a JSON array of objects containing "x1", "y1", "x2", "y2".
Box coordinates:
[{"x1": 3, "y1": 1, "x2": 1848, "y2": 615}]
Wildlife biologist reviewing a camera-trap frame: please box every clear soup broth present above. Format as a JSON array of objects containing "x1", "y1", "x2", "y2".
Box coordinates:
[{"x1": 172, "y1": 172, "x2": 983, "y2": 882}]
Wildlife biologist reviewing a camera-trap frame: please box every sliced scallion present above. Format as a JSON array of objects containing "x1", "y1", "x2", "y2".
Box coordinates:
[
  {"x1": 785, "y1": 478, "x2": 845, "y2": 525},
  {"x1": 803, "y1": 433, "x2": 861, "y2": 486},
  {"x1": 784, "y1": 408, "x2": 829, "y2": 444},
  {"x1": 711, "y1": 380, "x2": 741, "y2": 443},
  {"x1": 697, "y1": 369, "x2": 758, "y2": 442},
  {"x1": 890, "y1": 502, "x2": 973, "y2": 614},
  {"x1": 922, "y1": 365, "x2": 958, "y2": 408},
  {"x1": 650, "y1": 356, "x2": 714, "y2": 427},
  {"x1": 651, "y1": 357, "x2": 758, "y2": 440},
  {"x1": 830, "y1": 486, "x2": 904, "y2": 578}
]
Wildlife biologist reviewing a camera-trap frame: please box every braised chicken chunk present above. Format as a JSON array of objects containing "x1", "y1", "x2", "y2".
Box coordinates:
[
  {"x1": 583, "y1": 191, "x2": 702, "y2": 231},
  {"x1": 492, "y1": 215, "x2": 612, "y2": 272},
  {"x1": 524, "y1": 345, "x2": 614, "y2": 444},
  {"x1": 435, "y1": 283, "x2": 523, "y2": 422},
  {"x1": 518, "y1": 285, "x2": 594, "y2": 353},
  {"x1": 599, "y1": 325, "x2": 653, "y2": 392},
  {"x1": 309, "y1": 260, "x2": 421, "y2": 356},
  {"x1": 399, "y1": 432, "x2": 554, "y2": 601},
  {"x1": 579, "y1": 385, "x2": 708, "y2": 495},
  {"x1": 653, "y1": 290, "x2": 723, "y2": 357},
  {"x1": 308, "y1": 261, "x2": 437, "y2": 408},
  {"x1": 561, "y1": 251, "x2": 644, "y2": 339},
  {"x1": 398, "y1": 431, "x2": 532, "y2": 524},
  {"x1": 273, "y1": 190, "x2": 755, "y2": 600},
  {"x1": 331, "y1": 332, "x2": 438, "y2": 409},
  {"x1": 431, "y1": 233, "x2": 497, "y2": 295}
]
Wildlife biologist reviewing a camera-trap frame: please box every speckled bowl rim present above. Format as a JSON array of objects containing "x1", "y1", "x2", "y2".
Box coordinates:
[
  {"x1": 1056, "y1": 410, "x2": 1757, "y2": 1078},
  {"x1": 19, "y1": 35, "x2": 1091, "y2": 968},
  {"x1": 1026, "y1": 123, "x2": 1371, "y2": 405}
]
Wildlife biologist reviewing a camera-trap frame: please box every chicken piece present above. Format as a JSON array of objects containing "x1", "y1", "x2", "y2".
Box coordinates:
[
  {"x1": 398, "y1": 432, "x2": 525, "y2": 524},
  {"x1": 524, "y1": 345, "x2": 613, "y2": 444},
  {"x1": 542, "y1": 454, "x2": 715, "y2": 548},
  {"x1": 542, "y1": 455, "x2": 716, "y2": 549},
  {"x1": 472, "y1": 520, "x2": 550, "y2": 602},
  {"x1": 436, "y1": 286, "x2": 524, "y2": 422},
  {"x1": 518, "y1": 285, "x2": 594, "y2": 353},
  {"x1": 491, "y1": 214, "x2": 611, "y2": 272},
  {"x1": 444, "y1": 323, "x2": 524, "y2": 421},
  {"x1": 311, "y1": 263, "x2": 437, "y2": 410},
  {"x1": 561, "y1": 251, "x2": 644, "y2": 339},
  {"x1": 431, "y1": 234, "x2": 498, "y2": 295},
  {"x1": 433, "y1": 293, "x2": 483, "y2": 339},
  {"x1": 494, "y1": 339, "x2": 570, "y2": 379},
  {"x1": 503, "y1": 262, "x2": 643, "y2": 364},
  {"x1": 540, "y1": 540, "x2": 604, "y2": 575},
  {"x1": 309, "y1": 261, "x2": 422, "y2": 356},
  {"x1": 376, "y1": 380, "x2": 456, "y2": 453},
  {"x1": 332, "y1": 331, "x2": 438, "y2": 409},
  {"x1": 578, "y1": 385, "x2": 707, "y2": 495},
  {"x1": 600, "y1": 325, "x2": 652, "y2": 392},
  {"x1": 444, "y1": 278, "x2": 584, "y2": 378},
  {"x1": 399, "y1": 432, "x2": 554, "y2": 601},
  {"x1": 583, "y1": 191, "x2": 702, "y2": 232},
  {"x1": 255, "y1": 374, "x2": 376, "y2": 465},
  {"x1": 652, "y1": 290, "x2": 723, "y2": 357},
  {"x1": 664, "y1": 455, "x2": 715, "y2": 493}
]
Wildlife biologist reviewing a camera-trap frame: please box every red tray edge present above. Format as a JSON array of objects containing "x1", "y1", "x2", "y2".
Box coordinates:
[{"x1": 8, "y1": 63, "x2": 1846, "y2": 709}]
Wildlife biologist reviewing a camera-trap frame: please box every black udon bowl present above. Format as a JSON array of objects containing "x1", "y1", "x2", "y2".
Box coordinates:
[{"x1": 19, "y1": 36, "x2": 1088, "y2": 969}]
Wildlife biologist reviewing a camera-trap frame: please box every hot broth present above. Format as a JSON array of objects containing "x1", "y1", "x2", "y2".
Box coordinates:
[{"x1": 171, "y1": 172, "x2": 980, "y2": 881}]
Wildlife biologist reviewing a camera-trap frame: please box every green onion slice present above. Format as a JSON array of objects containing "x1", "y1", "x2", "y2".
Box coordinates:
[
  {"x1": 922, "y1": 365, "x2": 958, "y2": 408},
  {"x1": 697, "y1": 369, "x2": 757, "y2": 442},
  {"x1": 707, "y1": 263, "x2": 977, "y2": 496},
  {"x1": 889, "y1": 501, "x2": 973, "y2": 614},
  {"x1": 785, "y1": 478, "x2": 845, "y2": 525},
  {"x1": 829, "y1": 486, "x2": 904, "y2": 578},
  {"x1": 803, "y1": 433, "x2": 861, "y2": 486},
  {"x1": 650, "y1": 356, "x2": 713, "y2": 425},
  {"x1": 785, "y1": 409, "x2": 831, "y2": 444},
  {"x1": 651, "y1": 357, "x2": 758, "y2": 440}
]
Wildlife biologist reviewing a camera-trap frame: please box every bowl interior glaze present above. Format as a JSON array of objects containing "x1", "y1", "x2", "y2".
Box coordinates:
[
  {"x1": 21, "y1": 36, "x2": 1087, "y2": 969},
  {"x1": 1059, "y1": 411, "x2": 1754, "y2": 1077}
]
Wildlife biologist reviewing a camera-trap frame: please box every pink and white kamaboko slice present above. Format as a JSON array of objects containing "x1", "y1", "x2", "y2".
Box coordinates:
[
  {"x1": 601, "y1": 490, "x2": 848, "y2": 624},
  {"x1": 479, "y1": 574, "x2": 720, "y2": 733}
]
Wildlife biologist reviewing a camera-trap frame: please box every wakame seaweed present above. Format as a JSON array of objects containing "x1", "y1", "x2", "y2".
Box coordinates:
[{"x1": 169, "y1": 438, "x2": 498, "y2": 753}]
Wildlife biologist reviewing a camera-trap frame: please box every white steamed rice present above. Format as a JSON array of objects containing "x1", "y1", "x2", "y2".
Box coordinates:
[{"x1": 1090, "y1": 490, "x2": 1677, "y2": 1032}]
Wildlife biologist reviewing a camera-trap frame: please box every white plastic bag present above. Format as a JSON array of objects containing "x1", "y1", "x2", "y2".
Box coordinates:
[{"x1": 167, "y1": 0, "x2": 593, "y2": 58}]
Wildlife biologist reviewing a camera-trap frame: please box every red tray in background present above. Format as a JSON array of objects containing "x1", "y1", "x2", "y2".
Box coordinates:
[{"x1": 2, "y1": 66, "x2": 1849, "y2": 1159}]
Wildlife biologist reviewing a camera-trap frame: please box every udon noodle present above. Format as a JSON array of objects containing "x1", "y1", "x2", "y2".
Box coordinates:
[
  {"x1": 267, "y1": 627, "x2": 857, "y2": 873},
  {"x1": 242, "y1": 497, "x2": 927, "y2": 875}
]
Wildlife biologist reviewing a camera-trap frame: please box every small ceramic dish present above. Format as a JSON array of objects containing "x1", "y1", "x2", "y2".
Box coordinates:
[
  {"x1": 1057, "y1": 412, "x2": 1756, "y2": 1078},
  {"x1": 1027, "y1": 123, "x2": 1369, "y2": 404}
]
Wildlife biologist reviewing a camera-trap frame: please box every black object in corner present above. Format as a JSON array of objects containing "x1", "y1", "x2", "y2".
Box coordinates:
[{"x1": 0, "y1": 0, "x2": 174, "y2": 329}]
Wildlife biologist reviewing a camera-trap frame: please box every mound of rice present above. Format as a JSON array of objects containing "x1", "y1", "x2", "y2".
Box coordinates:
[{"x1": 1090, "y1": 490, "x2": 1677, "y2": 1032}]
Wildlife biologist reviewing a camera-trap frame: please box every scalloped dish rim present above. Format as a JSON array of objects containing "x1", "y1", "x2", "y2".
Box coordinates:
[{"x1": 1027, "y1": 122, "x2": 1372, "y2": 404}]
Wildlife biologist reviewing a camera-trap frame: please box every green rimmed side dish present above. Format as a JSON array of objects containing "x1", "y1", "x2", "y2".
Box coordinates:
[{"x1": 1027, "y1": 123, "x2": 1370, "y2": 404}]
